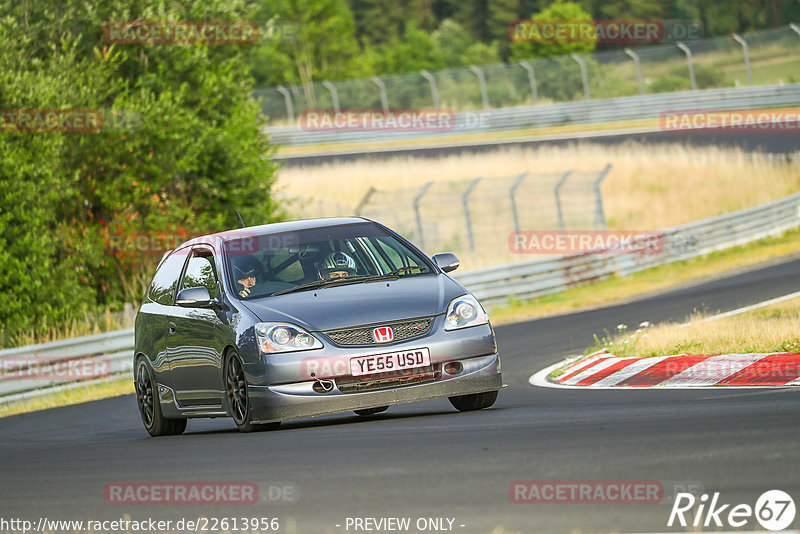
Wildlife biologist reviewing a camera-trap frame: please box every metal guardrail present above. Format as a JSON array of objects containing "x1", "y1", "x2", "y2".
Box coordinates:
[
  {"x1": 2, "y1": 190, "x2": 799, "y2": 404},
  {"x1": 264, "y1": 83, "x2": 800, "y2": 147},
  {"x1": 454, "y1": 191, "x2": 800, "y2": 306},
  {"x1": 0, "y1": 329, "x2": 134, "y2": 404}
]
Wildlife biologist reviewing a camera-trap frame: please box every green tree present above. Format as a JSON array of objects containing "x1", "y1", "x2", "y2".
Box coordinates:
[
  {"x1": 373, "y1": 23, "x2": 445, "y2": 75},
  {"x1": 434, "y1": 19, "x2": 501, "y2": 67},
  {"x1": 0, "y1": 0, "x2": 281, "y2": 345},
  {"x1": 511, "y1": 0, "x2": 596, "y2": 60}
]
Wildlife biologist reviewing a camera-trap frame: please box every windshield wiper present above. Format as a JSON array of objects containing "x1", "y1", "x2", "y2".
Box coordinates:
[
  {"x1": 271, "y1": 275, "x2": 379, "y2": 296},
  {"x1": 384, "y1": 266, "x2": 427, "y2": 276},
  {"x1": 271, "y1": 267, "x2": 428, "y2": 296}
]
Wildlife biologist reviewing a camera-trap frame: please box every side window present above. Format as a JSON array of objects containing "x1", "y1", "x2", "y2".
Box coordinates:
[
  {"x1": 148, "y1": 252, "x2": 189, "y2": 306},
  {"x1": 180, "y1": 251, "x2": 220, "y2": 299}
]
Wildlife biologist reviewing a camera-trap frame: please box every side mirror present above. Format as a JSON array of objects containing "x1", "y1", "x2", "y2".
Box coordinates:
[
  {"x1": 176, "y1": 286, "x2": 212, "y2": 308},
  {"x1": 432, "y1": 253, "x2": 460, "y2": 273}
]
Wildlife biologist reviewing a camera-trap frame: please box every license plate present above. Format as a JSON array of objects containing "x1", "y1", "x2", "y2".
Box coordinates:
[{"x1": 350, "y1": 348, "x2": 431, "y2": 377}]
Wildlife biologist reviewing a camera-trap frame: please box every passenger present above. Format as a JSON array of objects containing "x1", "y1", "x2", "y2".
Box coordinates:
[{"x1": 317, "y1": 251, "x2": 357, "y2": 280}]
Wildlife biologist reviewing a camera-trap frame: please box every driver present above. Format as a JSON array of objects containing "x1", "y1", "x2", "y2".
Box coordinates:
[
  {"x1": 231, "y1": 255, "x2": 263, "y2": 298},
  {"x1": 235, "y1": 267, "x2": 256, "y2": 298},
  {"x1": 317, "y1": 251, "x2": 357, "y2": 280}
]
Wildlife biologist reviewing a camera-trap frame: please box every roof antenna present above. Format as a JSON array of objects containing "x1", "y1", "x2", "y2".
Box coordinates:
[{"x1": 236, "y1": 211, "x2": 247, "y2": 228}]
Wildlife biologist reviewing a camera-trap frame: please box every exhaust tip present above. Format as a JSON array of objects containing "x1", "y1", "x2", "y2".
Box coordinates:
[{"x1": 444, "y1": 361, "x2": 463, "y2": 375}]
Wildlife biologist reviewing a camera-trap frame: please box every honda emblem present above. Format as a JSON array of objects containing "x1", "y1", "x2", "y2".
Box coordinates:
[{"x1": 372, "y1": 326, "x2": 394, "y2": 343}]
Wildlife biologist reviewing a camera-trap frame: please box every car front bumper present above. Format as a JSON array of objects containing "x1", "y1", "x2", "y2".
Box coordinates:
[{"x1": 247, "y1": 352, "x2": 502, "y2": 424}]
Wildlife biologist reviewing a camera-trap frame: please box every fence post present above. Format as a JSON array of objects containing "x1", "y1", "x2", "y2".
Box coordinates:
[
  {"x1": 593, "y1": 164, "x2": 612, "y2": 230},
  {"x1": 676, "y1": 42, "x2": 697, "y2": 91},
  {"x1": 518, "y1": 61, "x2": 538, "y2": 104},
  {"x1": 322, "y1": 81, "x2": 340, "y2": 112},
  {"x1": 370, "y1": 76, "x2": 389, "y2": 113},
  {"x1": 462, "y1": 177, "x2": 482, "y2": 252},
  {"x1": 554, "y1": 171, "x2": 572, "y2": 231},
  {"x1": 275, "y1": 85, "x2": 295, "y2": 123},
  {"x1": 413, "y1": 182, "x2": 434, "y2": 250},
  {"x1": 570, "y1": 54, "x2": 591, "y2": 100},
  {"x1": 623, "y1": 48, "x2": 644, "y2": 96},
  {"x1": 732, "y1": 34, "x2": 753, "y2": 86},
  {"x1": 355, "y1": 187, "x2": 376, "y2": 216},
  {"x1": 469, "y1": 65, "x2": 490, "y2": 110},
  {"x1": 420, "y1": 70, "x2": 440, "y2": 109},
  {"x1": 509, "y1": 172, "x2": 528, "y2": 233}
]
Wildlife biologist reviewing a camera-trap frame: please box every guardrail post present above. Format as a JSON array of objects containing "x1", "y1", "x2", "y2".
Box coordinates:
[
  {"x1": 623, "y1": 48, "x2": 644, "y2": 96},
  {"x1": 370, "y1": 76, "x2": 389, "y2": 113},
  {"x1": 322, "y1": 81, "x2": 340, "y2": 112},
  {"x1": 518, "y1": 61, "x2": 538, "y2": 104},
  {"x1": 676, "y1": 42, "x2": 697, "y2": 91},
  {"x1": 275, "y1": 85, "x2": 295, "y2": 123},
  {"x1": 732, "y1": 34, "x2": 753, "y2": 86},
  {"x1": 554, "y1": 171, "x2": 572, "y2": 231},
  {"x1": 570, "y1": 54, "x2": 591, "y2": 100},
  {"x1": 462, "y1": 177, "x2": 482, "y2": 252},
  {"x1": 509, "y1": 172, "x2": 528, "y2": 233},
  {"x1": 420, "y1": 70, "x2": 440, "y2": 109},
  {"x1": 355, "y1": 187, "x2": 376, "y2": 216},
  {"x1": 593, "y1": 164, "x2": 612, "y2": 230},
  {"x1": 413, "y1": 182, "x2": 434, "y2": 249},
  {"x1": 469, "y1": 65, "x2": 490, "y2": 110}
]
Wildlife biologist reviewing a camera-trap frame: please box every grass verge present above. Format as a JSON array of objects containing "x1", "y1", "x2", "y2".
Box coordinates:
[
  {"x1": 0, "y1": 377, "x2": 133, "y2": 418},
  {"x1": 585, "y1": 296, "x2": 800, "y2": 358},
  {"x1": 489, "y1": 226, "x2": 800, "y2": 325}
]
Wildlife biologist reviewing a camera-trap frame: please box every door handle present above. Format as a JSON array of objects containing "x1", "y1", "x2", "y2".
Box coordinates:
[{"x1": 168, "y1": 322, "x2": 177, "y2": 334}]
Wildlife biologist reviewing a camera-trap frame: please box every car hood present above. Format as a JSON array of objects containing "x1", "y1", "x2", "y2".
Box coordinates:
[{"x1": 241, "y1": 274, "x2": 466, "y2": 331}]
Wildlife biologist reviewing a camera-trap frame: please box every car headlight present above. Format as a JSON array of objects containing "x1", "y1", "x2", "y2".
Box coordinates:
[
  {"x1": 255, "y1": 322, "x2": 323, "y2": 354},
  {"x1": 444, "y1": 294, "x2": 489, "y2": 331}
]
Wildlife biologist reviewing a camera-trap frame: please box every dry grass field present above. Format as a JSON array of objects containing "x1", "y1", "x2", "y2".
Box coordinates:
[{"x1": 277, "y1": 143, "x2": 800, "y2": 267}]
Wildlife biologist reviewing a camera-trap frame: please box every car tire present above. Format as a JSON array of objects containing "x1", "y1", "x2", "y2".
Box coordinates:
[
  {"x1": 135, "y1": 357, "x2": 187, "y2": 437},
  {"x1": 448, "y1": 390, "x2": 498, "y2": 412},
  {"x1": 224, "y1": 352, "x2": 280, "y2": 433},
  {"x1": 354, "y1": 406, "x2": 389, "y2": 416}
]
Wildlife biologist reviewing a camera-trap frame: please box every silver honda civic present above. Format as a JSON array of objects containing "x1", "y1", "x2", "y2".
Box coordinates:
[{"x1": 134, "y1": 217, "x2": 503, "y2": 436}]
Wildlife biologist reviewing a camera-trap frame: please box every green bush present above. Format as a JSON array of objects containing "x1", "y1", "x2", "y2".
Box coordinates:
[{"x1": 0, "y1": 1, "x2": 281, "y2": 346}]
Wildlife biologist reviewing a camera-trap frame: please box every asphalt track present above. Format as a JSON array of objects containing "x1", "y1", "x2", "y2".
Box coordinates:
[
  {"x1": 277, "y1": 130, "x2": 800, "y2": 167},
  {"x1": 2, "y1": 255, "x2": 799, "y2": 533}
]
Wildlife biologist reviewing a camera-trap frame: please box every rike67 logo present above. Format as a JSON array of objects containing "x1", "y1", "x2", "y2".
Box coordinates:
[{"x1": 668, "y1": 490, "x2": 795, "y2": 531}]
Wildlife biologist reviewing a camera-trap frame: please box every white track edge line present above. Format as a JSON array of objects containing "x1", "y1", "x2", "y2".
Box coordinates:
[{"x1": 681, "y1": 290, "x2": 800, "y2": 326}]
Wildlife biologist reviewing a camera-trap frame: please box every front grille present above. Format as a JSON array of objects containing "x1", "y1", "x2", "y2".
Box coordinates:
[
  {"x1": 337, "y1": 364, "x2": 441, "y2": 393},
  {"x1": 324, "y1": 317, "x2": 433, "y2": 346}
]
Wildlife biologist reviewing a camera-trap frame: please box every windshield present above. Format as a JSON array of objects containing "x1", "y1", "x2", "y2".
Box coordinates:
[{"x1": 223, "y1": 222, "x2": 433, "y2": 299}]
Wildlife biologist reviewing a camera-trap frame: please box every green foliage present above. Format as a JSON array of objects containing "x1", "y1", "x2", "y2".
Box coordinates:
[
  {"x1": 373, "y1": 23, "x2": 445, "y2": 75},
  {"x1": 510, "y1": 0, "x2": 596, "y2": 61},
  {"x1": 434, "y1": 19, "x2": 501, "y2": 68},
  {"x1": 0, "y1": 0, "x2": 281, "y2": 346}
]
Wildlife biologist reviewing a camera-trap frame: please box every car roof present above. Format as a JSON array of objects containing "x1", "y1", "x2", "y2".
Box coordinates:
[{"x1": 181, "y1": 216, "x2": 374, "y2": 248}]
